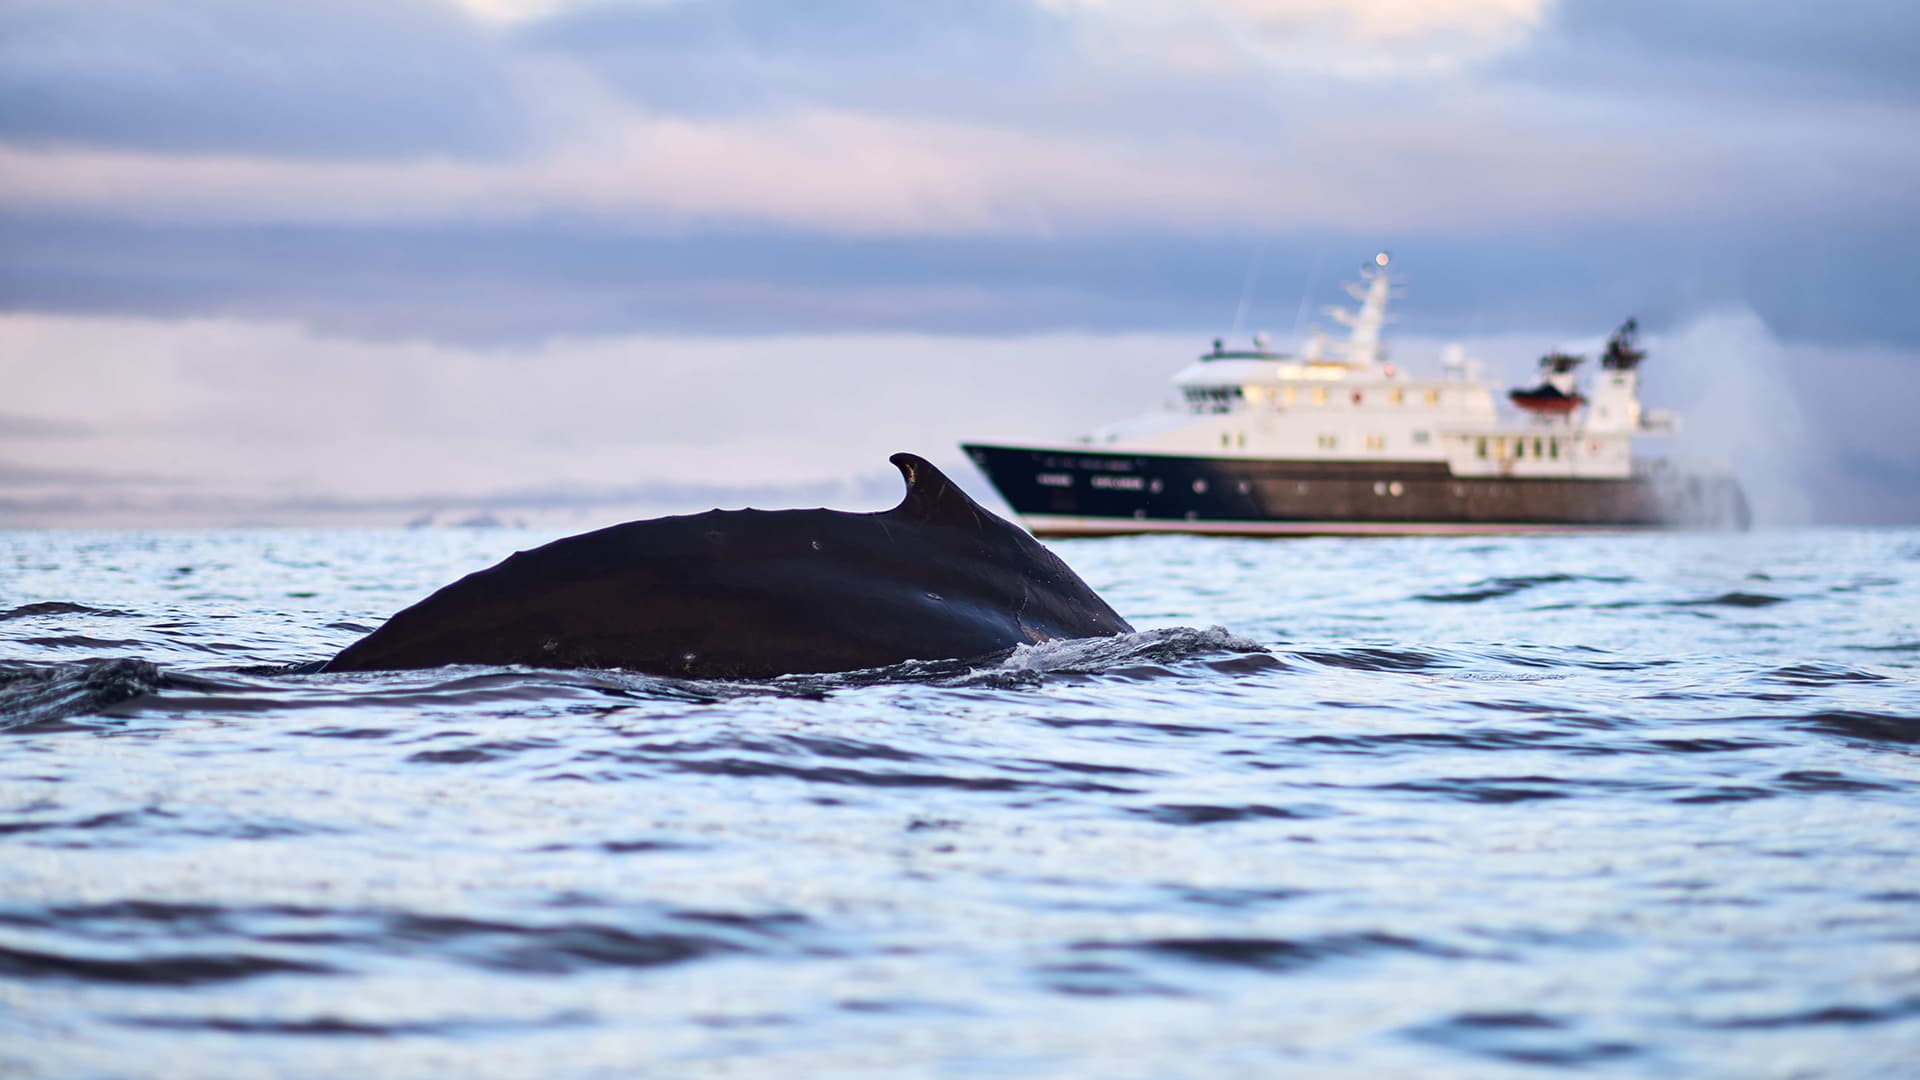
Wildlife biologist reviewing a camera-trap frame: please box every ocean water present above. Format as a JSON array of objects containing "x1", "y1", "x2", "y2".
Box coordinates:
[{"x1": 3, "y1": 526, "x2": 1919, "y2": 1078}]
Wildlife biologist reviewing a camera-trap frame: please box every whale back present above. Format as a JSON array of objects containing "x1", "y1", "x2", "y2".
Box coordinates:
[{"x1": 323, "y1": 453, "x2": 1132, "y2": 678}]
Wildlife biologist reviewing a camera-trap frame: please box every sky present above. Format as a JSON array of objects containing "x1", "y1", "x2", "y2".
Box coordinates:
[{"x1": 2, "y1": 0, "x2": 1917, "y2": 526}]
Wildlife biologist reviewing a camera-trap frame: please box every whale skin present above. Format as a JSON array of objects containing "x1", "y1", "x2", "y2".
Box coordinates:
[{"x1": 322, "y1": 452, "x2": 1133, "y2": 679}]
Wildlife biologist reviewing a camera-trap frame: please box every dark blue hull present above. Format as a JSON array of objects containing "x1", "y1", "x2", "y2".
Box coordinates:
[{"x1": 961, "y1": 444, "x2": 1750, "y2": 537}]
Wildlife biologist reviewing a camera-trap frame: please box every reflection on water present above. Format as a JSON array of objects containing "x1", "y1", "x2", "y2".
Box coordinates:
[{"x1": 3, "y1": 527, "x2": 1919, "y2": 1077}]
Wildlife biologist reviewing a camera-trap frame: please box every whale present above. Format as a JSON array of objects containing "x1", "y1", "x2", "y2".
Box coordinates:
[{"x1": 322, "y1": 453, "x2": 1133, "y2": 678}]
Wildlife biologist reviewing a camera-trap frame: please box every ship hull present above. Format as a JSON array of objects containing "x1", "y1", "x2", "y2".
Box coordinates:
[{"x1": 962, "y1": 444, "x2": 1750, "y2": 538}]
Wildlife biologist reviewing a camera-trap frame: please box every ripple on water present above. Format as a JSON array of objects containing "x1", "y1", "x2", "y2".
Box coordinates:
[
  {"x1": 1796, "y1": 709, "x2": 1920, "y2": 746},
  {"x1": 0, "y1": 900, "x2": 817, "y2": 986},
  {"x1": 1405, "y1": 1011, "x2": 1643, "y2": 1068},
  {"x1": 1413, "y1": 572, "x2": 1628, "y2": 604},
  {"x1": 0, "y1": 601, "x2": 135, "y2": 621},
  {"x1": 2, "y1": 528, "x2": 1919, "y2": 1076},
  {"x1": 1078, "y1": 931, "x2": 1466, "y2": 977}
]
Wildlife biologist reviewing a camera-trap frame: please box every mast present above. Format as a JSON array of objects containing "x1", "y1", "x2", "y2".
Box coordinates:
[
  {"x1": 1588, "y1": 321, "x2": 1645, "y2": 432},
  {"x1": 1321, "y1": 252, "x2": 1394, "y2": 368},
  {"x1": 1602, "y1": 318, "x2": 1646, "y2": 370}
]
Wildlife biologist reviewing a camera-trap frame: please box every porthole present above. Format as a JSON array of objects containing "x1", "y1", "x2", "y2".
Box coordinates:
[{"x1": 1192, "y1": 478, "x2": 1208, "y2": 494}]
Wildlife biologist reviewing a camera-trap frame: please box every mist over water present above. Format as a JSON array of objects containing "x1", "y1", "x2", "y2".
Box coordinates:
[
  {"x1": 4, "y1": 525, "x2": 1919, "y2": 1077},
  {"x1": 1652, "y1": 309, "x2": 1815, "y2": 527},
  {"x1": 7, "y1": 304, "x2": 1917, "y2": 529}
]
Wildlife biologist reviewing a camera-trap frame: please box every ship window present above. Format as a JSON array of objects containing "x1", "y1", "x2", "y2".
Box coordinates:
[
  {"x1": 1476, "y1": 437, "x2": 1487, "y2": 458},
  {"x1": 1221, "y1": 432, "x2": 1230, "y2": 448},
  {"x1": 1236, "y1": 432, "x2": 1246, "y2": 448},
  {"x1": 1494, "y1": 437, "x2": 1508, "y2": 458},
  {"x1": 1313, "y1": 387, "x2": 1328, "y2": 406},
  {"x1": 1316, "y1": 434, "x2": 1337, "y2": 450},
  {"x1": 1550, "y1": 439, "x2": 1560, "y2": 459},
  {"x1": 1390, "y1": 388, "x2": 1405, "y2": 405},
  {"x1": 1516, "y1": 439, "x2": 1525, "y2": 459},
  {"x1": 1426, "y1": 389, "x2": 1441, "y2": 405},
  {"x1": 1283, "y1": 386, "x2": 1298, "y2": 405},
  {"x1": 1365, "y1": 434, "x2": 1385, "y2": 451},
  {"x1": 1413, "y1": 430, "x2": 1431, "y2": 445}
]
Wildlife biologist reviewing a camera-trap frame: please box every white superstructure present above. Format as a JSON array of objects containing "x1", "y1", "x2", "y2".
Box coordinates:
[{"x1": 1075, "y1": 253, "x2": 1670, "y2": 482}]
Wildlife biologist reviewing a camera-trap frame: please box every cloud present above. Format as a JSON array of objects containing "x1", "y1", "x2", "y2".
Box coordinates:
[
  {"x1": 3, "y1": 0, "x2": 1912, "y2": 252},
  {"x1": 0, "y1": 0, "x2": 1914, "y2": 362},
  {"x1": 517, "y1": 0, "x2": 1059, "y2": 117},
  {"x1": 448, "y1": 0, "x2": 577, "y2": 23},
  {"x1": 1044, "y1": 0, "x2": 1549, "y2": 75},
  {"x1": 0, "y1": 463, "x2": 165, "y2": 486},
  {"x1": 4, "y1": 212, "x2": 1918, "y2": 352},
  {"x1": 0, "y1": 413, "x2": 93, "y2": 438},
  {"x1": 11, "y1": 89, "x2": 1904, "y2": 239},
  {"x1": 1497, "y1": 0, "x2": 1920, "y2": 105},
  {"x1": 0, "y1": 0, "x2": 532, "y2": 159}
]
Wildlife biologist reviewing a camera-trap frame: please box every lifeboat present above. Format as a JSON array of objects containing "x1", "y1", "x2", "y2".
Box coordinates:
[
  {"x1": 1508, "y1": 384, "x2": 1586, "y2": 413},
  {"x1": 1509, "y1": 350, "x2": 1586, "y2": 414}
]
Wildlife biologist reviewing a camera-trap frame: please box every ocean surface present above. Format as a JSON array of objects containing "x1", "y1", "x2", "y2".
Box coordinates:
[{"x1": 3, "y1": 526, "x2": 1919, "y2": 1078}]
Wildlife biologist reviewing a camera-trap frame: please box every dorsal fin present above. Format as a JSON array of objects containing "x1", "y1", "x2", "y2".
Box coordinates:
[{"x1": 886, "y1": 452, "x2": 990, "y2": 530}]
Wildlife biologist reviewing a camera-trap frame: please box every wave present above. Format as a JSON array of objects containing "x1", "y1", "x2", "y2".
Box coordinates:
[
  {"x1": 1414, "y1": 573, "x2": 1628, "y2": 604},
  {"x1": 0, "y1": 626, "x2": 1276, "y2": 729},
  {"x1": 0, "y1": 658, "x2": 184, "y2": 732},
  {"x1": 1406, "y1": 1010, "x2": 1643, "y2": 1067},
  {"x1": 0, "y1": 601, "x2": 133, "y2": 621},
  {"x1": 1672, "y1": 591, "x2": 1789, "y2": 609},
  {"x1": 0, "y1": 899, "x2": 812, "y2": 990}
]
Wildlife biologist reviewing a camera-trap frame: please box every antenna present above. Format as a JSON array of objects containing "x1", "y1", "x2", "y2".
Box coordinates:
[
  {"x1": 1290, "y1": 242, "x2": 1326, "y2": 341},
  {"x1": 1230, "y1": 238, "x2": 1266, "y2": 339}
]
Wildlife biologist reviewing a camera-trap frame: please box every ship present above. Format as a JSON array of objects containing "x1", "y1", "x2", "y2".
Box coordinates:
[{"x1": 962, "y1": 253, "x2": 1750, "y2": 537}]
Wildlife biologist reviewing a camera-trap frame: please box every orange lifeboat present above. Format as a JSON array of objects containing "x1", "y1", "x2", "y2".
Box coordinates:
[{"x1": 1510, "y1": 350, "x2": 1586, "y2": 414}]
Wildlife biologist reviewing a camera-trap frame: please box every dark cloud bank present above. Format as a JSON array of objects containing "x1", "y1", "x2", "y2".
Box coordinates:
[{"x1": 4, "y1": 214, "x2": 1915, "y2": 348}]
